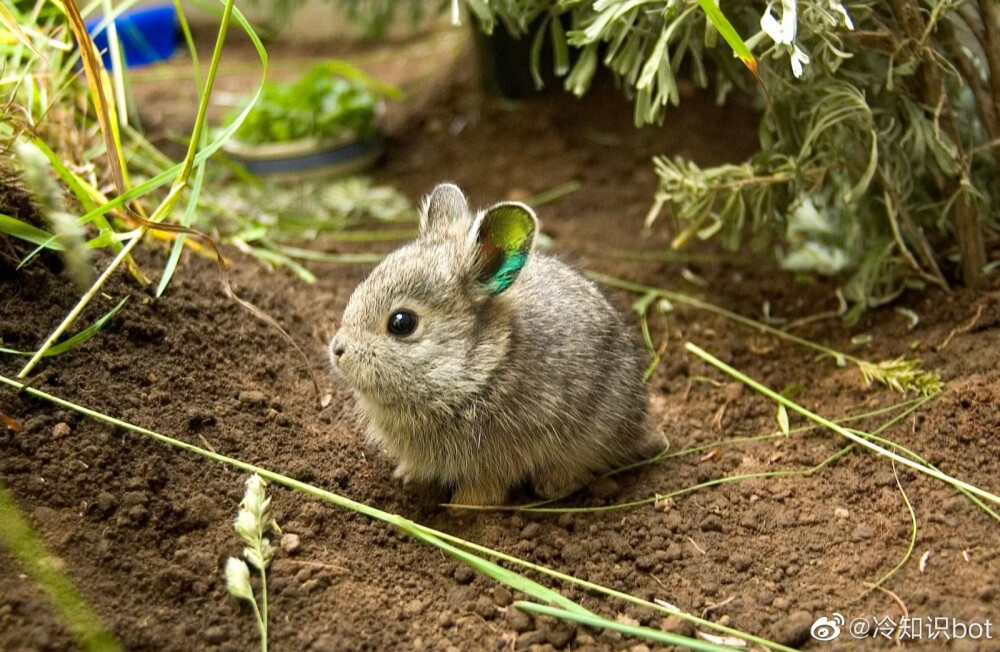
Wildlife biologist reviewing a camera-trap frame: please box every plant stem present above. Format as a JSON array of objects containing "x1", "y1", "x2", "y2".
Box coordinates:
[
  {"x1": 684, "y1": 342, "x2": 1000, "y2": 506},
  {"x1": 862, "y1": 460, "x2": 917, "y2": 597},
  {"x1": 18, "y1": 234, "x2": 141, "y2": 377},
  {"x1": 889, "y1": 0, "x2": 986, "y2": 288},
  {"x1": 850, "y1": 426, "x2": 1000, "y2": 521},
  {"x1": 516, "y1": 600, "x2": 736, "y2": 651},
  {"x1": 0, "y1": 482, "x2": 123, "y2": 652},
  {"x1": 0, "y1": 374, "x2": 792, "y2": 652},
  {"x1": 977, "y1": 0, "x2": 1000, "y2": 133},
  {"x1": 259, "y1": 568, "x2": 268, "y2": 652},
  {"x1": 589, "y1": 272, "x2": 859, "y2": 363},
  {"x1": 248, "y1": 592, "x2": 265, "y2": 652},
  {"x1": 17, "y1": 0, "x2": 237, "y2": 376}
]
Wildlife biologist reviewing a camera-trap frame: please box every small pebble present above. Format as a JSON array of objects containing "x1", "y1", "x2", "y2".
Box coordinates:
[
  {"x1": 453, "y1": 565, "x2": 475, "y2": 584},
  {"x1": 541, "y1": 617, "x2": 576, "y2": 648},
  {"x1": 514, "y1": 630, "x2": 546, "y2": 651},
  {"x1": 52, "y1": 422, "x2": 71, "y2": 438},
  {"x1": 493, "y1": 586, "x2": 513, "y2": 607},
  {"x1": 774, "y1": 610, "x2": 814, "y2": 647},
  {"x1": 237, "y1": 390, "x2": 267, "y2": 405},
  {"x1": 506, "y1": 606, "x2": 534, "y2": 632},
  {"x1": 851, "y1": 523, "x2": 875, "y2": 541},
  {"x1": 615, "y1": 613, "x2": 639, "y2": 627},
  {"x1": 834, "y1": 507, "x2": 850, "y2": 519},
  {"x1": 473, "y1": 596, "x2": 497, "y2": 620},
  {"x1": 203, "y1": 625, "x2": 227, "y2": 644},
  {"x1": 279, "y1": 533, "x2": 300, "y2": 555},
  {"x1": 730, "y1": 554, "x2": 752, "y2": 572},
  {"x1": 660, "y1": 615, "x2": 695, "y2": 638},
  {"x1": 700, "y1": 515, "x2": 724, "y2": 532}
]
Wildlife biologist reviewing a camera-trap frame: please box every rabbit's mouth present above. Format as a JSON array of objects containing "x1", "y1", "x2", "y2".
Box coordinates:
[{"x1": 329, "y1": 351, "x2": 378, "y2": 397}]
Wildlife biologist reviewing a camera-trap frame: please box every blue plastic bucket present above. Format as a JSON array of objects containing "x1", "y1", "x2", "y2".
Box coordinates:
[{"x1": 85, "y1": 3, "x2": 178, "y2": 69}]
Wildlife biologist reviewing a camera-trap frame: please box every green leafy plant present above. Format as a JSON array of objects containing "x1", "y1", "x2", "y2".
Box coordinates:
[
  {"x1": 225, "y1": 62, "x2": 397, "y2": 145},
  {"x1": 241, "y1": 0, "x2": 446, "y2": 37},
  {"x1": 404, "y1": 0, "x2": 997, "y2": 311}
]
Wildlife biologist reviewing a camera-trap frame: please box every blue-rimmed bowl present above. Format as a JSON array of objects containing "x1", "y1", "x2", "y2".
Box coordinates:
[
  {"x1": 221, "y1": 133, "x2": 385, "y2": 180},
  {"x1": 85, "y1": 3, "x2": 178, "y2": 69}
]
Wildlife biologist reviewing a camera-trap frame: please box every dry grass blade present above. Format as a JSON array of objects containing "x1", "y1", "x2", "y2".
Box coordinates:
[
  {"x1": 1, "y1": 412, "x2": 21, "y2": 432},
  {"x1": 684, "y1": 342, "x2": 999, "y2": 506},
  {"x1": 60, "y1": 0, "x2": 126, "y2": 195},
  {"x1": 590, "y1": 272, "x2": 942, "y2": 396},
  {"x1": 860, "y1": 460, "x2": 917, "y2": 598},
  {"x1": 0, "y1": 2, "x2": 47, "y2": 62}
]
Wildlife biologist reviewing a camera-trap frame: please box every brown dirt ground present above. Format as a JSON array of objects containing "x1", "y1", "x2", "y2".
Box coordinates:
[{"x1": 3, "y1": 25, "x2": 1000, "y2": 652}]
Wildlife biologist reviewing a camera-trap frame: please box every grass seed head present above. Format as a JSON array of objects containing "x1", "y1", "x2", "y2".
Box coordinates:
[{"x1": 224, "y1": 557, "x2": 254, "y2": 602}]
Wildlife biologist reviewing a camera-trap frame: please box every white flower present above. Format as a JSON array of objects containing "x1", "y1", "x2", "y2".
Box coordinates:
[
  {"x1": 225, "y1": 557, "x2": 254, "y2": 601},
  {"x1": 790, "y1": 45, "x2": 811, "y2": 78},
  {"x1": 760, "y1": 0, "x2": 798, "y2": 45},
  {"x1": 828, "y1": 0, "x2": 854, "y2": 29},
  {"x1": 760, "y1": 0, "x2": 812, "y2": 77}
]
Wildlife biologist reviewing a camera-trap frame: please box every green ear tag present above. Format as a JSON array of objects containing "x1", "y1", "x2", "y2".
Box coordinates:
[{"x1": 476, "y1": 204, "x2": 536, "y2": 295}]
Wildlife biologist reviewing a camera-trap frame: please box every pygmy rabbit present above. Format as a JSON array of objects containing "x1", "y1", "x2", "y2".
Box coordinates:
[{"x1": 330, "y1": 183, "x2": 664, "y2": 505}]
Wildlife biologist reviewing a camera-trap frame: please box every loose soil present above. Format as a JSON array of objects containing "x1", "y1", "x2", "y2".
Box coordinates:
[{"x1": 2, "y1": 25, "x2": 999, "y2": 652}]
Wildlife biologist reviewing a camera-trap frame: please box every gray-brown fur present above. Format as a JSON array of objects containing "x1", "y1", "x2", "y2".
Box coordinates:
[{"x1": 330, "y1": 183, "x2": 663, "y2": 505}]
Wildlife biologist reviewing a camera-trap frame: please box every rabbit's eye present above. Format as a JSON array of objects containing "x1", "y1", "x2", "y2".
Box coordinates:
[{"x1": 387, "y1": 310, "x2": 418, "y2": 336}]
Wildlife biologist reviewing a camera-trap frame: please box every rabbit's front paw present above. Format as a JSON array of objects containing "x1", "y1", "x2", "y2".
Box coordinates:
[
  {"x1": 393, "y1": 462, "x2": 415, "y2": 484},
  {"x1": 532, "y1": 471, "x2": 590, "y2": 501},
  {"x1": 450, "y1": 482, "x2": 507, "y2": 506}
]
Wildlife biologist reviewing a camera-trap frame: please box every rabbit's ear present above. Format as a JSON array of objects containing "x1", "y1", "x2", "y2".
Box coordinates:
[
  {"x1": 420, "y1": 183, "x2": 469, "y2": 234},
  {"x1": 471, "y1": 202, "x2": 537, "y2": 295}
]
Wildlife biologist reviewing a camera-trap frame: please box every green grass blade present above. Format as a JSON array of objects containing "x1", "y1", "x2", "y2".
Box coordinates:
[
  {"x1": 693, "y1": 0, "x2": 756, "y2": 74},
  {"x1": 0, "y1": 297, "x2": 128, "y2": 357},
  {"x1": 590, "y1": 272, "x2": 941, "y2": 395},
  {"x1": 45, "y1": 297, "x2": 129, "y2": 356},
  {"x1": 0, "y1": 375, "x2": 791, "y2": 652},
  {"x1": 74, "y1": 0, "x2": 268, "y2": 230},
  {"x1": 0, "y1": 213, "x2": 65, "y2": 250},
  {"x1": 17, "y1": 0, "x2": 264, "y2": 378},
  {"x1": 0, "y1": 482, "x2": 124, "y2": 652},
  {"x1": 157, "y1": 1, "x2": 206, "y2": 298},
  {"x1": 244, "y1": 246, "x2": 317, "y2": 283},
  {"x1": 684, "y1": 342, "x2": 1000, "y2": 506},
  {"x1": 863, "y1": 461, "x2": 917, "y2": 595},
  {"x1": 406, "y1": 526, "x2": 592, "y2": 617},
  {"x1": 28, "y1": 137, "x2": 99, "y2": 212},
  {"x1": 515, "y1": 601, "x2": 733, "y2": 651},
  {"x1": 24, "y1": 139, "x2": 129, "y2": 266}
]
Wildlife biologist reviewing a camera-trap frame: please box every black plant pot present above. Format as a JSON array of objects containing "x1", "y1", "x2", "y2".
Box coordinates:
[{"x1": 472, "y1": 15, "x2": 559, "y2": 99}]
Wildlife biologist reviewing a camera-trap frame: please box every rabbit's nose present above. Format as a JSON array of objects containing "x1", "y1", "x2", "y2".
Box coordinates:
[{"x1": 330, "y1": 334, "x2": 346, "y2": 359}]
